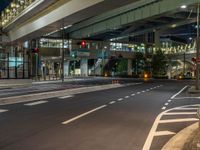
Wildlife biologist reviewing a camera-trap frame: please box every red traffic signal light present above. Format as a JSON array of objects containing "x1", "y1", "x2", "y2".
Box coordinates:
[
  {"x1": 32, "y1": 48, "x2": 39, "y2": 53},
  {"x1": 81, "y1": 40, "x2": 86, "y2": 48},
  {"x1": 77, "y1": 40, "x2": 87, "y2": 48},
  {"x1": 192, "y1": 57, "x2": 196, "y2": 62}
]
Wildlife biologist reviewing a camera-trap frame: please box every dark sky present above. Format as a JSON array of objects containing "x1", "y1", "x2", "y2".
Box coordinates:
[{"x1": 0, "y1": 0, "x2": 12, "y2": 12}]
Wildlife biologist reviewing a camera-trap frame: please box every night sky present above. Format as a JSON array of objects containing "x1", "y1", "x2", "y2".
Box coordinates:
[{"x1": 0, "y1": 0, "x2": 12, "y2": 12}]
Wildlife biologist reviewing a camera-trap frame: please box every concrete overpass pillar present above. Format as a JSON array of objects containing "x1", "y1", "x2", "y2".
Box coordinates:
[
  {"x1": 154, "y1": 31, "x2": 161, "y2": 49},
  {"x1": 167, "y1": 63, "x2": 172, "y2": 79},
  {"x1": 127, "y1": 59, "x2": 132, "y2": 76},
  {"x1": 64, "y1": 61, "x2": 70, "y2": 77},
  {"x1": 81, "y1": 59, "x2": 88, "y2": 76}
]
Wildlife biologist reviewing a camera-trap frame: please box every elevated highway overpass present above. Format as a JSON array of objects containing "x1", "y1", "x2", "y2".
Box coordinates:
[{"x1": 1, "y1": 0, "x2": 200, "y2": 42}]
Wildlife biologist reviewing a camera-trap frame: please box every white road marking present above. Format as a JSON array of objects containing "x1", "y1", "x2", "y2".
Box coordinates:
[
  {"x1": 0, "y1": 109, "x2": 8, "y2": 113},
  {"x1": 137, "y1": 92, "x2": 141, "y2": 94},
  {"x1": 159, "y1": 118, "x2": 198, "y2": 124},
  {"x1": 165, "y1": 103, "x2": 169, "y2": 106},
  {"x1": 143, "y1": 104, "x2": 200, "y2": 150},
  {"x1": 117, "y1": 98, "x2": 123, "y2": 101},
  {"x1": 171, "y1": 86, "x2": 188, "y2": 99},
  {"x1": 173, "y1": 97, "x2": 200, "y2": 100},
  {"x1": 109, "y1": 101, "x2": 116, "y2": 104},
  {"x1": 162, "y1": 107, "x2": 166, "y2": 110},
  {"x1": 154, "y1": 131, "x2": 175, "y2": 136},
  {"x1": 62, "y1": 105, "x2": 107, "y2": 125},
  {"x1": 168, "y1": 100, "x2": 172, "y2": 102},
  {"x1": 174, "y1": 107, "x2": 198, "y2": 110},
  {"x1": 125, "y1": 96, "x2": 130, "y2": 99},
  {"x1": 24, "y1": 101, "x2": 48, "y2": 106},
  {"x1": 164, "y1": 112, "x2": 197, "y2": 115},
  {"x1": 59, "y1": 95, "x2": 74, "y2": 99},
  {"x1": 146, "y1": 89, "x2": 150, "y2": 92},
  {"x1": 142, "y1": 91, "x2": 145, "y2": 93},
  {"x1": 131, "y1": 94, "x2": 135, "y2": 96}
]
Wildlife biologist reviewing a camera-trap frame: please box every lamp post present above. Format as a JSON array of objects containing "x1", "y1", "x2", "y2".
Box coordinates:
[{"x1": 196, "y1": 4, "x2": 200, "y2": 90}]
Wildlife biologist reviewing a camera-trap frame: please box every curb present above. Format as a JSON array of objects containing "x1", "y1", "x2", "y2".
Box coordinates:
[
  {"x1": 0, "y1": 83, "x2": 141, "y2": 105},
  {"x1": 162, "y1": 122, "x2": 198, "y2": 150}
]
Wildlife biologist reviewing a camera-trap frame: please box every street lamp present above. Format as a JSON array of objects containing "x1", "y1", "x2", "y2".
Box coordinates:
[{"x1": 196, "y1": 4, "x2": 200, "y2": 90}]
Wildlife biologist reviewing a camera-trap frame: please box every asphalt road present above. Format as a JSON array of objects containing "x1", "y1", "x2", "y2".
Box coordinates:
[{"x1": 0, "y1": 79, "x2": 197, "y2": 150}]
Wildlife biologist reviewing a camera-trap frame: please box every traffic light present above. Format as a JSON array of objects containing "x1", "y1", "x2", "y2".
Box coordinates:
[
  {"x1": 71, "y1": 51, "x2": 77, "y2": 58},
  {"x1": 32, "y1": 48, "x2": 39, "y2": 53},
  {"x1": 81, "y1": 40, "x2": 86, "y2": 48},
  {"x1": 192, "y1": 57, "x2": 196, "y2": 62},
  {"x1": 77, "y1": 40, "x2": 87, "y2": 48}
]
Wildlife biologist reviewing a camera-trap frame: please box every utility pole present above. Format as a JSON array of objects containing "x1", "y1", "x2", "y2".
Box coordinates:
[
  {"x1": 61, "y1": 20, "x2": 65, "y2": 83},
  {"x1": 196, "y1": 3, "x2": 200, "y2": 90},
  {"x1": 183, "y1": 52, "x2": 186, "y2": 76}
]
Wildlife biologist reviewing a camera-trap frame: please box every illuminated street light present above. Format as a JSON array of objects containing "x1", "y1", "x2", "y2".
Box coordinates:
[{"x1": 180, "y1": 5, "x2": 187, "y2": 9}]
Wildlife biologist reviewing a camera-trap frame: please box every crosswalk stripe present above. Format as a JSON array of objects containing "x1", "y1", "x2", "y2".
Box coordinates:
[
  {"x1": 175, "y1": 108, "x2": 198, "y2": 110},
  {"x1": 154, "y1": 131, "x2": 176, "y2": 136},
  {"x1": 164, "y1": 112, "x2": 197, "y2": 115},
  {"x1": 159, "y1": 118, "x2": 198, "y2": 123},
  {"x1": 0, "y1": 109, "x2": 8, "y2": 113},
  {"x1": 24, "y1": 101, "x2": 48, "y2": 106}
]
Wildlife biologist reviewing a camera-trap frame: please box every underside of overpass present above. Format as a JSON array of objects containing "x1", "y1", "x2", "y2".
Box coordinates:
[
  {"x1": 1, "y1": 0, "x2": 200, "y2": 43},
  {"x1": 0, "y1": 0, "x2": 199, "y2": 80}
]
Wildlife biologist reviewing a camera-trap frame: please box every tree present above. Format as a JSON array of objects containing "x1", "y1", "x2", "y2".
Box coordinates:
[
  {"x1": 133, "y1": 52, "x2": 145, "y2": 76},
  {"x1": 116, "y1": 58, "x2": 128, "y2": 76},
  {"x1": 152, "y1": 49, "x2": 167, "y2": 76}
]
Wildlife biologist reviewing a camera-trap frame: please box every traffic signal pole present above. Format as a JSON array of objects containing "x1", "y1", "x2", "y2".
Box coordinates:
[
  {"x1": 196, "y1": 4, "x2": 200, "y2": 90},
  {"x1": 61, "y1": 20, "x2": 65, "y2": 83}
]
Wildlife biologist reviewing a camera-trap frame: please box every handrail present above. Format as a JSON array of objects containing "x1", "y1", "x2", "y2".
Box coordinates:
[{"x1": 0, "y1": 0, "x2": 36, "y2": 27}]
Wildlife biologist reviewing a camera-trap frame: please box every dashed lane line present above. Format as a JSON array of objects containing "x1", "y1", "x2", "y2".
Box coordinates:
[
  {"x1": 62, "y1": 105, "x2": 107, "y2": 125},
  {"x1": 168, "y1": 100, "x2": 172, "y2": 102},
  {"x1": 131, "y1": 94, "x2": 135, "y2": 96},
  {"x1": 24, "y1": 101, "x2": 48, "y2": 106},
  {"x1": 117, "y1": 98, "x2": 123, "y2": 101},
  {"x1": 137, "y1": 92, "x2": 141, "y2": 94},
  {"x1": 125, "y1": 96, "x2": 130, "y2": 99},
  {"x1": 162, "y1": 107, "x2": 166, "y2": 110},
  {"x1": 165, "y1": 103, "x2": 169, "y2": 106},
  {"x1": 58, "y1": 95, "x2": 74, "y2": 99},
  {"x1": 109, "y1": 101, "x2": 116, "y2": 104},
  {"x1": 0, "y1": 109, "x2": 8, "y2": 113}
]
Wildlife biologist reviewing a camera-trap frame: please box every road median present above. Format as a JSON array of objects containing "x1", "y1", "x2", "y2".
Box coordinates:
[{"x1": 0, "y1": 83, "x2": 141, "y2": 105}]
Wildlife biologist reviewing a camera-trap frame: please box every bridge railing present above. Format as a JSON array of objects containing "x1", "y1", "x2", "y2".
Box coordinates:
[{"x1": 1, "y1": 0, "x2": 36, "y2": 27}]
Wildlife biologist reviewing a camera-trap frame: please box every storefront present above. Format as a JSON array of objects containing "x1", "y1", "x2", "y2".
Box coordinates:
[{"x1": 0, "y1": 47, "x2": 29, "y2": 79}]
